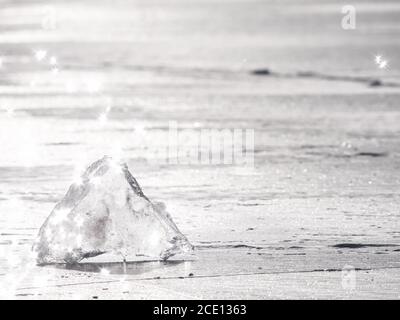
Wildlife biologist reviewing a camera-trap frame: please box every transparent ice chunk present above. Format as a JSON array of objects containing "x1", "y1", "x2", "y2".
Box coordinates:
[{"x1": 33, "y1": 156, "x2": 193, "y2": 265}]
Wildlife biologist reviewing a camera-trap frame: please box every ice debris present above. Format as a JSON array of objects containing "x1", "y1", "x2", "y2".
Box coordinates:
[{"x1": 33, "y1": 156, "x2": 193, "y2": 264}]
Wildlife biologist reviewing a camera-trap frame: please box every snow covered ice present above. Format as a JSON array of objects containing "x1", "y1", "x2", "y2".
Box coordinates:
[{"x1": 33, "y1": 156, "x2": 193, "y2": 265}]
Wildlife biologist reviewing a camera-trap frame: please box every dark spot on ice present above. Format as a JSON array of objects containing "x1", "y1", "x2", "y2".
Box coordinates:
[
  {"x1": 239, "y1": 203, "x2": 262, "y2": 207},
  {"x1": 247, "y1": 227, "x2": 255, "y2": 231},
  {"x1": 355, "y1": 152, "x2": 388, "y2": 158},
  {"x1": 311, "y1": 267, "x2": 363, "y2": 272},
  {"x1": 251, "y1": 68, "x2": 271, "y2": 76},
  {"x1": 369, "y1": 79, "x2": 383, "y2": 87},
  {"x1": 296, "y1": 71, "x2": 315, "y2": 77},
  {"x1": 332, "y1": 243, "x2": 398, "y2": 249},
  {"x1": 92, "y1": 296, "x2": 98, "y2": 299},
  {"x1": 188, "y1": 273, "x2": 194, "y2": 277},
  {"x1": 45, "y1": 142, "x2": 80, "y2": 146}
]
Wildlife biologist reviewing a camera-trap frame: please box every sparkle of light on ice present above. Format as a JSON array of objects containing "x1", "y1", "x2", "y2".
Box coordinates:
[
  {"x1": 49, "y1": 56, "x2": 57, "y2": 65},
  {"x1": 379, "y1": 60, "x2": 388, "y2": 69},
  {"x1": 98, "y1": 112, "x2": 108, "y2": 124},
  {"x1": 374, "y1": 54, "x2": 389, "y2": 69},
  {"x1": 34, "y1": 50, "x2": 47, "y2": 61},
  {"x1": 86, "y1": 77, "x2": 103, "y2": 93}
]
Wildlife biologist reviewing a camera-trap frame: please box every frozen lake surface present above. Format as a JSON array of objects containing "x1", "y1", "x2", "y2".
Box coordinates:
[{"x1": 1, "y1": 0, "x2": 400, "y2": 299}]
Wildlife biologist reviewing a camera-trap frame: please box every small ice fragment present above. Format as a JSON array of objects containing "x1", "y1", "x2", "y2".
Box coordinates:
[{"x1": 33, "y1": 156, "x2": 193, "y2": 265}]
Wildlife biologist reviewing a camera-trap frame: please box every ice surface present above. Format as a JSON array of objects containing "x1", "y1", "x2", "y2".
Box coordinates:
[{"x1": 33, "y1": 156, "x2": 193, "y2": 265}]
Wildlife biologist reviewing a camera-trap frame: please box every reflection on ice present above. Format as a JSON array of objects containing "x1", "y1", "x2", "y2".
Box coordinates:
[{"x1": 52, "y1": 260, "x2": 186, "y2": 276}]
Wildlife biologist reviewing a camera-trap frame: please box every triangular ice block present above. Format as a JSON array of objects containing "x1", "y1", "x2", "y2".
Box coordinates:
[{"x1": 33, "y1": 156, "x2": 193, "y2": 265}]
